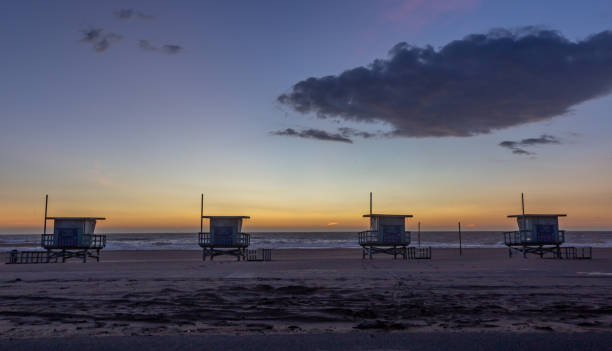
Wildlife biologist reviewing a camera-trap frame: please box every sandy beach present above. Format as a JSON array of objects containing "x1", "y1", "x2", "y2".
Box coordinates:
[{"x1": 0, "y1": 248, "x2": 610, "y2": 341}]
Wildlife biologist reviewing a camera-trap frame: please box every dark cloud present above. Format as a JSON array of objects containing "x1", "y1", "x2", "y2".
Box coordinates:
[
  {"x1": 512, "y1": 148, "x2": 532, "y2": 155},
  {"x1": 278, "y1": 28, "x2": 612, "y2": 138},
  {"x1": 139, "y1": 40, "x2": 183, "y2": 55},
  {"x1": 113, "y1": 9, "x2": 152, "y2": 20},
  {"x1": 337, "y1": 127, "x2": 377, "y2": 139},
  {"x1": 80, "y1": 29, "x2": 122, "y2": 53},
  {"x1": 519, "y1": 134, "x2": 561, "y2": 146},
  {"x1": 271, "y1": 128, "x2": 353, "y2": 143},
  {"x1": 162, "y1": 45, "x2": 182, "y2": 55},
  {"x1": 499, "y1": 134, "x2": 560, "y2": 155}
]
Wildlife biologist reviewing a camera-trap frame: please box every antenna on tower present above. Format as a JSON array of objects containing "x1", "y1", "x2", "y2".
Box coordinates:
[
  {"x1": 200, "y1": 193, "x2": 204, "y2": 233},
  {"x1": 369, "y1": 192, "x2": 372, "y2": 215},
  {"x1": 43, "y1": 194, "x2": 48, "y2": 235}
]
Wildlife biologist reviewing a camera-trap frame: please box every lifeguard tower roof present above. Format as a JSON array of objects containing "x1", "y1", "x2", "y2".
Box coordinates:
[
  {"x1": 507, "y1": 214, "x2": 566, "y2": 218},
  {"x1": 203, "y1": 216, "x2": 250, "y2": 219},
  {"x1": 47, "y1": 217, "x2": 106, "y2": 220},
  {"x1": 363, "y1": 214, "x2": 413, "y2": 218}
]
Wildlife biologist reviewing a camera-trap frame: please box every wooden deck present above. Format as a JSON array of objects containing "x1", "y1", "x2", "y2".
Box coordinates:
[
  {"x1": 503, "y1": 231, "x2": 591, "y2": 259},
  {"x1": 198, "y1": 232, "x2": 251, "y2": 261},
  {"x1": 41, "y1": 234, "x2": 106, "y2": 250}
]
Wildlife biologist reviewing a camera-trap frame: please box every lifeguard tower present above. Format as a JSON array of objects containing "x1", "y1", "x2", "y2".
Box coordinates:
[
  {"x1": 198, "y1": 194, "x2": 251, "y2": 261},
  {"x1": 41, "y1": 195, "x2": 107, "y2": 263},
  {"x1": 503, "y1": 194, "x2": 590, "y2": 259},
  {"x1": 358, "y1": 193, "x2": 412, "y2": 259}
]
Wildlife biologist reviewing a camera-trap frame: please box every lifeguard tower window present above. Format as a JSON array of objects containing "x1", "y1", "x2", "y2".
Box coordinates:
[
  {"x1": 57, "y1": 228, "x2": 78, "y2": 247},
  {"x1": 536, "y1": 224, "x2": 555, "y2": 243},
  {"x1": 382, "y1": 225, "x2": 402, "y2": 243},
  {"x1": 213, "y1": 226, "x2": 233, "y2": 245}
]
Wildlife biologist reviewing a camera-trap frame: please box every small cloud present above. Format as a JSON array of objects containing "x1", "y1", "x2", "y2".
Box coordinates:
[
  {"x1": 139, "y1": 40, "x2": 183, "y2": 55},
  {"x1": 327, "y1": 222, "x2": 339, "y2": 226},
  {"x1": 519, "y1": 135, "x2": 561, "y2": 146},
  {"x1": 113, "y1": 9, "x2": 152, "y2": 20},
  {"x1": 270, "y1": 126, "x2": 382, "y2": 144},
  {"x1": 338, "y1": 127, "x2": 377, "y2": 139},
  {"x1": 270, "y1": 128, "x2": 353, "y2": 143},
  {"x1": 511, "y1": 148, "x2": 533, "y2": 155},
  {"x1": 499, "y1": 134, "x2": 560, "y2": 155},
  {"x1": 80, "y1": 28, "x2": 122, "y2": 53},
  {"x1": 162, "y1": 44, "x2": 182, "y2": 55}
]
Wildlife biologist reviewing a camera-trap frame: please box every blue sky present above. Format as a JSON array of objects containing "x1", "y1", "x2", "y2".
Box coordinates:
[{"x1": 1, "y1": 1, "x2": 611, "y2": 233}]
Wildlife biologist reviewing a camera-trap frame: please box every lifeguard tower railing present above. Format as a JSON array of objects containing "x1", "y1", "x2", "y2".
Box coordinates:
[
  {"x1": 41, "y1": 234, "x2": 107, "y2": 250},
  {"x1": 358, "y1": 230, "x2": 411, "y2": 246},
  {"x1": 198, "y1": 232, "x2": 250, "y2": 248},
  {"x1": 503, "y1": 230, "x2": 591, "y2": 259},
  {"x1": 503, "y1": 230, "x2": 565, "y2": 246},
  {"x1": 359, "y1": 230, "x2": 412, "y2": 260}
]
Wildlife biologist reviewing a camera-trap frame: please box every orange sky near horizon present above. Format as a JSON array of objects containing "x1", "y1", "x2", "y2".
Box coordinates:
[{"x1": 1, "y1": 189, "x2": 611, "y2": 233}]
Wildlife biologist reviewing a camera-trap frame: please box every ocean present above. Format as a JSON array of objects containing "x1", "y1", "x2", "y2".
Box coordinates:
[{"x1": 1, "y1": 231, "x2": 611, "y2": 251}]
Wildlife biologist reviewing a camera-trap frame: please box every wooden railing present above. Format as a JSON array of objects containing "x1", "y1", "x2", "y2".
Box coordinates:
[
  {"x1": 358, "y1": 230, "x2": 411, "y2": 246},
  {"x1": 559, "y1": 246, "x2": 592, "y2": 259},
  {"x1": 41, "y1": 234, "x2": 106, "y2": 250},
  {"x1": 198, "y1": 232, "x2": 250, "y2": 247}
]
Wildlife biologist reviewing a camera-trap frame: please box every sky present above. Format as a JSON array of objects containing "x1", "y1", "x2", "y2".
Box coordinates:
[{"x1": 1, "y1": 0, "x2": 612, "y2": 233}]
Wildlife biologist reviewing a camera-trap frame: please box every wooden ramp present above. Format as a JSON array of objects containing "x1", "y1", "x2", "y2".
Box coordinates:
[
  {"x1": 407, "y1": 247, "x2": 432, "y2": 259},
  {"x1": 6, "y1": 250, "x2": 58, "y2": 264},
  {"x1": 559, "y1": 247, "x2": 592, "y2": 259},
  {"x1": 246, "y1": 249, "x2": 272, "y2": 261},
  {"x1": 6, "y1": 249, "x2": 102, "y2": 264}
]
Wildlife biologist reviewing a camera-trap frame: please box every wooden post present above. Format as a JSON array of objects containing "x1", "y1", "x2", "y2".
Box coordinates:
[
  {"x1": 418, "y1": 221, "x2": 421, "y2": 247},
  {"x1": 200, "y1": 193, "x2": 204, "y2": 233},
  {"x1": 43, "y1": 194, "x2": 48, "y2": 235},
  {"x1": 458, "y1": 221, "x2": 462, "y2": 256},
  {"x1": 521, "y1": 193, "x2": 526, "y2": 236}
]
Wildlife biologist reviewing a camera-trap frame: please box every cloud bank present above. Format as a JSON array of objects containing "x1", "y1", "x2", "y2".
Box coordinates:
[
  {"x1": 80, "y1": 29, "x2": 122, "y2": 53},
  {"x1": 278, "y1": 28, "x2": 612, "y2": 139},
  {"x1": 499, "y1": 134, "x2": 561, "y2": 155}
]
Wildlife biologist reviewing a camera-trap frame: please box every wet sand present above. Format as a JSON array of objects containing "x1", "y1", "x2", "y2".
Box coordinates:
[{"x1": 0, "y1": 248, "x2": 610, "y2": 339}]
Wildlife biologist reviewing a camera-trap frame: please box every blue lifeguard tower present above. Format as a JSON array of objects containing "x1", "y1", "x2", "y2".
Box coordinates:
[
  {"x1": 503, "y1": 194, "x2": 590, "y2": 259},
  {"x1": 41, "y1": 195, "x2": 107, "y2": 262},
  {"x1": 197, "y1": 194, "x2": 250, "y2": 261},
  {"x1": 358, "y1": 193, "x2": 412, "y2": 259}
]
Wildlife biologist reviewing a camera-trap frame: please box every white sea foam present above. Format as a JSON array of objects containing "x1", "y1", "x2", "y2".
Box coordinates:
[{"x1": 0, "y1": 231, "x2": 611, "y2": 251}]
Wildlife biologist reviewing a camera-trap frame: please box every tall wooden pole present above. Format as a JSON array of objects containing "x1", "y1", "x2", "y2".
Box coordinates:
[
  {"x1": 369, "y1": 192, "x2": 372, "y2": 216},
  {"x1": 418, "y1": 221, "x2": 421, "y2": 247},
  {"x1": 200, "y1": 193, "x2": 204, "y2": 233},
  {"x1": 43, "y1": 194, "x2": 48, "y2": 235},
  {"x1": 521, "y1": 192, "x2": 526, "y2": 233},
  {"x1": 458, "y1": 221, "x2": 462, "y2": 256}
]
